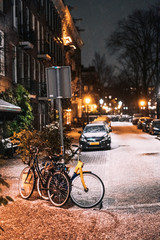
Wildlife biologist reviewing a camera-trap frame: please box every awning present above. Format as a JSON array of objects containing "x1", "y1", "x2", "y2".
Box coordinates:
[{"x1": 0, "y1": 99, "x2": 21, "y2": 113}]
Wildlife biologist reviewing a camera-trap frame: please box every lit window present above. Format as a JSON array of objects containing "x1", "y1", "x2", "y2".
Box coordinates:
[{"x1": 84, "y1": 85, "x2": 88, "y2": 92}]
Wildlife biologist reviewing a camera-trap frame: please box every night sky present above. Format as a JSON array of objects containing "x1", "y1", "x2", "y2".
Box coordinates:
[{"x1": 65, "y1": 0, "x2": 158, "y2": 67}]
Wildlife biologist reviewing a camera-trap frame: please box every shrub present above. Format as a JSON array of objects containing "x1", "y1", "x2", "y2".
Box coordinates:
[
  {"x1": 11, "y1": 122, "x2": 73, "y2": 163},
  {"x1": 0, "y1": 84, "x2": 34, "y2": 136}
]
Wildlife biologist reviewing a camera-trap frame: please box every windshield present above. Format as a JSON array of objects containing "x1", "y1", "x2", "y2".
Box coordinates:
[
  {"x1": 154, "y1": 122, "x2": 160, "y2": 127},
  {"x1": 84, "y1": 125, "x2": 106, "y2": 133}
]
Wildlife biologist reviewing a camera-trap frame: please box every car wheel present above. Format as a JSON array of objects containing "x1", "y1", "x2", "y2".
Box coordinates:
[
  {"x1": 105, "y1": 144, "x2": 111, "y2": 150},
  {"x1": 81, "y1": 147, "x2": 85, "y2": 152}
]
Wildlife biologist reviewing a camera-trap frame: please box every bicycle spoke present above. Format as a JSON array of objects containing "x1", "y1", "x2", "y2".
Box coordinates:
[
  {"x1": 37, "y1": 168, "x2": 49, "y2": 200},
  {"x1": 19, "y1": 167, "x2": 35, "y2": 199},
  {"x1": 70, "y1": 172, "x2": 105, "y2": 208},
  {"x1": 47, "y1": 171, "x2": 70, "y2": 207}
]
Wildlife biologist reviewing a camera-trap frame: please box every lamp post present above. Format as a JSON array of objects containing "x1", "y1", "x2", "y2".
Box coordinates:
[
  {"x1": 85, "y1": 97, "x2": 90, "y2": 124},
  {"x1": 99, "y1": 98, "x2": 104, "y2": 115},
  {"x1": 118, "y1": 101, "x2": 123, "y2": 114},
  {"x1": 139, "y1": 100, "x2": 146, "y2": 115}
]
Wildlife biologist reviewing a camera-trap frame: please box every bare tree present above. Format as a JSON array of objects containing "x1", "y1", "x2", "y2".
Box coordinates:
[
  {"x1": 106, "y1": 6, "x2": 160, "y2": 108},
  {"x1": 91, "y1": 52, "x2": 114, "y2": 87}
]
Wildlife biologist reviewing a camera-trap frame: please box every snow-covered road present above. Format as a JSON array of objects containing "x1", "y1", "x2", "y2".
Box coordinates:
[{"x1": 80, "y1": 121, "x2": 160, "y2": 208}]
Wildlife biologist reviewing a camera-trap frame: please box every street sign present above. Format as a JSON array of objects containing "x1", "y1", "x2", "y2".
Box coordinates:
[
  {"x1": 46, "y1": 66, "x2": 72, "y2": 99},
  {"x1": 45, "y1": 66, "x2": 72, "y2": 156}
]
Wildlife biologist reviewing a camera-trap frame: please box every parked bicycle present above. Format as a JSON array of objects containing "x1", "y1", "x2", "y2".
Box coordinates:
[
  {"x1": 19, "y1": 147, "x2": 70, "y2": 207},
  {"x1": 19, "y1": 145, "x2": 105, "y2": 208},
  {"x1": 51, "y1": 145, "x2": 105, "y2": 208}
]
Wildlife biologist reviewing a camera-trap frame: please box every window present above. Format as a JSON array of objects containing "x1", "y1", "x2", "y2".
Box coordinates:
[
  {"x1": 24, "y1": 53, "x2": 30, "y2": 89},
  {"x1": 11, "y1": 44, "x2": 17, "y2": 83},
  {"x1": 37, "y1": 20, "x2": 40, "y2": 52},
  {"x1": 0, "y1": 0, "x2": 4, "y2": 12},
  {"x1": 33, "y1": 58, "x2": 36, "y2": 80},
  {"x1": 19, "y1": 0, "x2": 23, "y2": 33},
  {"x1": 89, "y1": 85, "x2": 93, "y2": 91},
  {"x1": 32, "y1": 13, "x2": 35, "y2": 30},
  {"x1": 45, "y1": 0, "x2": 49, "y2": 22},
  {"x1": 0, "y1": 30, "x2": 4, "y2": 48},
  {"x1": 37, "y1": 61, "x2": 41, "y2": 95},
  {"x1": 41, "y1": 0, "x2": 43, "y2": 6},
  {"x1": 41, "y1": 26, "x2": 44, "y2": 52},
  {"x1": 26, "y1": 7, "x2": 29, "y2": 32},
  {"x1": 84, "y1": 85, "x2": 88, "y2": 92},
  {"x1": 19, "y1": 49, "x2": 24, "y2": 84},
  {"x1": 0, "y1": 31, "x2": 5, "y2": 76},
  {"x1": 0, "y1": 49, "x2": 5, "y2": 76},
  {"x1": 12, "y1": 0, "x2": 18, "y2": 29}
]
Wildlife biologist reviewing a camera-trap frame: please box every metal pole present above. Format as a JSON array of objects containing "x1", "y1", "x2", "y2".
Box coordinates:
[
  {"x1": 87, "y1": 104, "x2": 89, "y2": 124},
  {"x1": 157, "y1": 98, "x2": 160, "y2": 119},
  {"x1": 56, "y1": 68, "x2": 64, "y2": 155}
]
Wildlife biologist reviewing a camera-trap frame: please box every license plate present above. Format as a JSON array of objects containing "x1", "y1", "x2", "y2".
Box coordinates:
[{"x1": 89, "y1": 142, "x2": 100, "y2": 145}]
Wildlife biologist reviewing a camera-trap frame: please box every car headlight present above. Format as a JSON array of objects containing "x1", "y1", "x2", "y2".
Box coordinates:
[
  {"x1": 153, "y1": 127, "x2": 159, "y2": 130},
  {"x1": 80, "y1": 135, "x2": 87, "y2": 142},
  {"x1": 102, "y1": 134, "x2": 110, "y2": 141}
]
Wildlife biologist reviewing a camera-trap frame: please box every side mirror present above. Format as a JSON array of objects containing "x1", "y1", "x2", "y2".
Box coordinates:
[
  {"x1": 109, "y1": 128, "x2": 112, "y2": 132},
  {"x1": 78, "y1": 131, "x2": 82, "y2": 134}
]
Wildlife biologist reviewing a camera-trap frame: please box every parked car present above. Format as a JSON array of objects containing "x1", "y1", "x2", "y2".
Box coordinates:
[
  {"x1": 132, "y1": 113, "x2": 143, "y2": 125},
  {"x1": 149, "y1": 119, "x2": 160, "y2": 135},
  {"x1": 79, "y1": 122, "x2": 111, "y2": 151},
  {"x1": 92, "y1": 116, "x2": 111, "y2": 131},
  {"x1": 142, "y1": 118, "x2": 153, "y2": 132},
  {"x1": 137, "y1": 117, "x2": 152, "y2": 129},
  {"x1": 0, "y1": 138, "x2": 18, "y2": 157}
]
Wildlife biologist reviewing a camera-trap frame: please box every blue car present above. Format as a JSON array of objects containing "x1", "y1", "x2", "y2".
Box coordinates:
[{"x1": 79, "y1": 122, "x2": 111, "y2": 151}]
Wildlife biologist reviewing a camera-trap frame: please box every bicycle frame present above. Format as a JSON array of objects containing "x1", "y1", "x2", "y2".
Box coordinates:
[
  {"x1": 72, "y1": 159, "x2": 89, "y2": 191},
  {"x1": 31, "y1": 153, "x2": 48, "y2": 190}
]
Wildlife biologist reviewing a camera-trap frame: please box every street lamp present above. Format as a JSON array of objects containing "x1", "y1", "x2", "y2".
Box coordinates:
[
  {"x1": 99, "y1": 98, "x2": 104, "y2": 105},
  {"x1": 85, "y1": 97, "x2": 90, "y2": 124},
  {"x1": 139, "y1": 100, "x2": 146, "y2": 115},
  {"x1": 140, "y1": 100, "x2": 145, "y2": 108},
  {"x1": 118, "y1": 101, "x2": 123, "y2": 114},
  {"x1": 139, "y1": 100, "x2": 146, "y2": 110},
  {"x1": 99, "y1": 99, "x2": 104, "y2": 115}
]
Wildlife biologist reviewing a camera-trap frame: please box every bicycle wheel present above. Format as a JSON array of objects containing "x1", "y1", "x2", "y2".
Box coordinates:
[
  {"x1": 37, "y1": 168, "x2": 50, "y2": 200},
  {"x1": 70, "y1": 172, "x2": 105, "y2": 208},
  {"x1": 47, "y1": 171, "x2": 70, "y2": 207},
  {"x1": 19, "y1": 166, "x2": 35, "y2": 199}
]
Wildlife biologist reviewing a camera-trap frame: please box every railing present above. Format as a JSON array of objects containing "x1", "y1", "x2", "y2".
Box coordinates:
[
  {"x1": 19, "y1": 79, "x2": 47, "y2": 98},
  {"x1": 19, "y1": 28, "x2": 37, "y2": 46},
  {"x1": 38, "y1": 41, "x2": 51, "y2": 55}
]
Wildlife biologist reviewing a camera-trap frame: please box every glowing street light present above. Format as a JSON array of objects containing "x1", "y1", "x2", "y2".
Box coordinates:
[
  {"x1": 99, "y1": 98, "x2": 104, "y2": 105},
  {"x1": 139, "y1": 100, "x2": 146, "y2": 109},
  {"x1": 99, "y1": 99, "x2": 104, "y2": 115},
  {"x1": 84, "y1": 97, "x2": 91, "y2": 124},
  {"x1": 85, "y1": 97, "x2": 91, "y2": 105}
]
